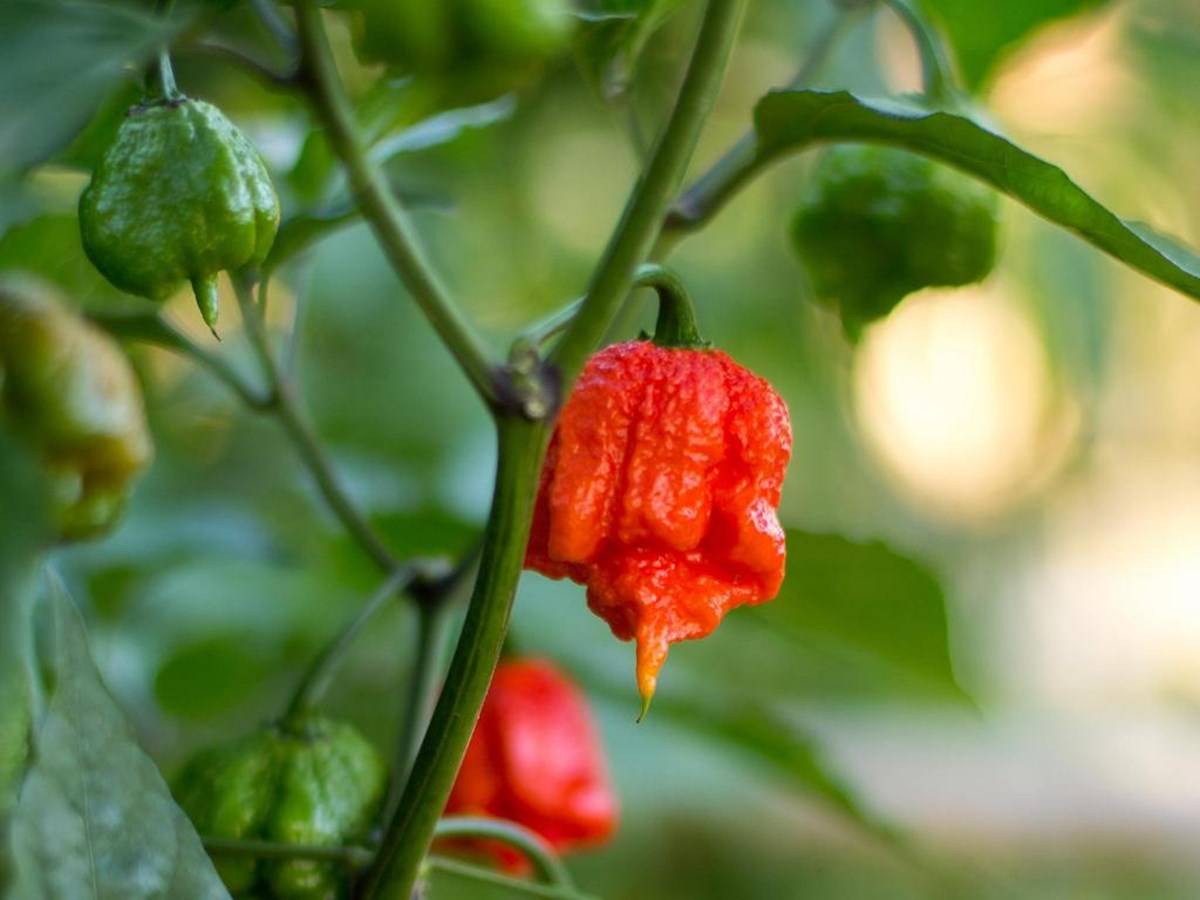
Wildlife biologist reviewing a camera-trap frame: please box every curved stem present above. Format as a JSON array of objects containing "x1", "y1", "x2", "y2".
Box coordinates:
[
  {"x1": 425, "y1": 856, "x2": 595, "y2": 900},
  {"x1": 203, "y1": 837, "x2": 373, "y2": 870},
  {"x1": 639, "y1": 263, "x2": 708, "y2": 348},
  {"x1": 879, "y1": 0, "x2": 956, "y2": 104},
  {"x1": 433, "y1": 817, "x2": 574, "y2": 889},
  {"x1": 235, "y1": 276, "x2": 401, "y2": 573},
  {"x1": 293, "y1": 1, "x2": 500, "y2": 411},
  {"x1": 284, "y1": 567, "x2": 416, "y2": 723},
  {"x1": 356, "y1": 4, "x2": 745, "y2": 897}
]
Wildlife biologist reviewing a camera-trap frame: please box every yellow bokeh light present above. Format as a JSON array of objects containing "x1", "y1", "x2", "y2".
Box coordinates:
[{"x1": 853, "y1": 286, "x2": 1078, "y2": 523}]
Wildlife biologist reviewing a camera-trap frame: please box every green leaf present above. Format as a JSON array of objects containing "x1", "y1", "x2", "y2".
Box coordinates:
[
  {"x1": 919, "y1": 0, "x2": 1109, "y2": 91},
  {"x1": 0, "y1": 0, "x2": 184, "y2": 173},
  {"x1": 8, "y1": 580, "x2": 230, "y2": 900},
  {"x1": 752, "y1": 89, "x2": 1200, "y2": 305},
  {"x1": 650, "y1": 691, "x2": 898, "y2": 844},
  {"x1": 752, "y1": 530, "x2": 964, "y2": 700}
]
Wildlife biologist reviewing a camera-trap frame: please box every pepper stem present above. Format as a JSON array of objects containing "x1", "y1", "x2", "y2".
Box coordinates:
[
  {"x1": 191, "y1": 275, "x2": 221, "y2": 340},
  {"x1": 636, "y1": 263, "x2": 710, "y2": 349}
]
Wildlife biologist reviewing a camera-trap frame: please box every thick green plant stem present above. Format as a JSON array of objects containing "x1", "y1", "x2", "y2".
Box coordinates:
[
  {"x1": 293, "y1": 1, "x2": 500, "y2": 410},
  {"x1": 664, "y1": 4, "x2": 856, "y2": 242},
  {"x1": 357, "y1": 418, "x2": 544, "y2": 899},
  {"x1": 550, "y1": 0, "x2": 748, "y2": 388},
  {"x1": 356, "y1": 2, "x2": 746, "y2": 896}
]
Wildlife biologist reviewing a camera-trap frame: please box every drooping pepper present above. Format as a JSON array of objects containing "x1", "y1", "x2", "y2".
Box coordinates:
[
  {"x1": 525, "y1": 334, "x2": 792, "y2": 710},
  {"x1": 444, "y1": 659, "x2": 616, "y2": 870},
  {"x1": 0, "y1": 274, "x2": 152, "y2": 541},
  {"x1": 174, "y1": 716, "x2": 386, "y2": 899},
  {"x1": 790, "y1": 143, "x2": 998, "y2": 334},
  {"x1": 79, "y1": 97, "x2": 280, "y2": 332}
]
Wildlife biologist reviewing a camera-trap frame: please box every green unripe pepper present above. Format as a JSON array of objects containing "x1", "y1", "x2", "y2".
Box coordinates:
[
  {"x1": 175, "y1": 717, "x2": 386, "y2": 900},
  {"x1": 790, "y1": 144, "x2": 998, "y2": 335},
  {"x1": 0, "y1": 274, "x2": 153, "y2": 541},
  {"x1": 79, "y1": 97, "x2": 280, "y2": 333}
]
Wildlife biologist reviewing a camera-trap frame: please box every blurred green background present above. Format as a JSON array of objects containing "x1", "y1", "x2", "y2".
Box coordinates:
[{"x1": 6, "y1": 0, "x2": 1200, "y2": 897}]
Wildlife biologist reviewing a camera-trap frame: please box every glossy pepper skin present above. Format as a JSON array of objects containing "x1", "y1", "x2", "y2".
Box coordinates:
[
  {"x1": 175, "y1": 717, "x2": 385, "y2": 900},
  {"x1": 791, "y1": 144, "x2": 997, "y2": 334},
  {"x1": 445, "y1": 659, "x2": 616, "y2": 869},
  {"x1": 79, "y1": 98, "x2": 280, "y2": 331},
  {"x1": 525, "y1": 341, "x2": 792, "y2": 707},
  {"x1": 0, "y1": 274, "x2": 152, "y2": 541}
]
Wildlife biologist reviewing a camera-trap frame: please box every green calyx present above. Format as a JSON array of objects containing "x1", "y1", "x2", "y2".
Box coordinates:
[
  {"x1": 634, "y1": 263, "x2": 711, "y2": 350},
  {"x1": 79, "y1": 97, "x2": 280, "y2": 333},
  {"x1": 174, "y1": 716, "x2": 386, "y2": 899},
  {"x1": 352, "y1": 0, "x2": 575, "y2": 85},
  {"x1": 0, "y1": 274, "x2": 153, "y2": 542},
  {"x1": 790, "y1": 143, "x2": 998, "y2": 336}
]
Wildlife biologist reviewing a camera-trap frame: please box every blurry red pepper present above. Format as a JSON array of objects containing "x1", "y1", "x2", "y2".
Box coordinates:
[
  {"x1": 525, "y1": 326, "x2": 792, "y2": 712},
  {"x1": 445, "y1": 658, "x2": 616, "y2": 870}
]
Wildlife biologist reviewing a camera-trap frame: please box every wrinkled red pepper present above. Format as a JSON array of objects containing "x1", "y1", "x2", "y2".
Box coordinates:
[
  {"x1": 526, "y1": 339, "x2": 792, "y2": 709},
  {"x1": 445, "y1": 658, "x2": 616, "y2": 869}
]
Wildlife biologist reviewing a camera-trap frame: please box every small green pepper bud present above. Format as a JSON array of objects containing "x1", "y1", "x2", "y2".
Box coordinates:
[
  {"x1": 79, "y1": 97, "x2": 280, "y2": 334},
  {"x1": 790, "y1": 144, "x2": 998, "y2": 335},
  {"x1": 175, "y1": 717, "x2": 386, "y2": 900}
]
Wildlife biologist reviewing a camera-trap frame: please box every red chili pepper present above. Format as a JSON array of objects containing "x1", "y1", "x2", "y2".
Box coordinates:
[
  {"x1": 445, "y1": 658, "x2": 617, "y2": 870},
  {"x1": 526, "y1": 340, "x2": 791, "y2": 710}
]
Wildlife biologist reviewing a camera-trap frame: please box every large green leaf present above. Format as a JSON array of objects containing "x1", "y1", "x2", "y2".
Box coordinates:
[
  {"x1": 919, "y1": 0, "x2": 1109, "y2": 91},
  {"x1": 749, "y1": 530, "x2": 964, "y2": 701},
  {"x1": 8, "y1": 581, "x2": 230, "y2": 900},
  {"x1": 744, "y1": 89, "x2": 1200, "y2": 303},
  {"x1": 0, "y1": 0, "x2": 184, "y2": 173}
]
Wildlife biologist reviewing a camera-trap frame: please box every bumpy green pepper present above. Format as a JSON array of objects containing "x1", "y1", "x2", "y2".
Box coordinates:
[
  {"x1": 0, "y1": 274, "x2": 152, "y2": 541},
  {"x1": 353, "y1": 0, "x2": 574, "y2": 82},
  {"x1": 175, "y1": 717, "x2": 386, "y2": 900},
  {"x1": 790, "y1": 144, "x2": 998, "y2": 334},
  {"x1": 79, "y1": 97, "x2": 280, "y2": 332}
]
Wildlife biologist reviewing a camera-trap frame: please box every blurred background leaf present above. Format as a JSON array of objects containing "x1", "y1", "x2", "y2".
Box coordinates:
[
  {"x1": 0, "y1": 0, "x2": 189, "y2": 174},
  {"x1": 919, "y1": 0, "x2": 1111, "y2": 91},
  {"x1": 9, "y1": 580, "x2": 229, "y2": 899}
]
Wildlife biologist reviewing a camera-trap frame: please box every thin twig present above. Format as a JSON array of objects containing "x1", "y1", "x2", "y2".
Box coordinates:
[
  {"x1": 91, "y1": 312, "x2": 274, "y2": 411},
  {"x1": 184, "y1": 39, "x2": 298, "y2": 89},
  {"x1": 433, "y1": 817, "x2": 574, "y2": 889},
  {"x1": 234, "y1": 275, "x2": 401, "y2": 573},
  {"x1": 283, "y1": 567, "x2": 419, "y2": 723},
  {"x1": 203, "y1": 837, "x2": 373, "y2": 870},
  {"x1": 425, "y1": 856, "x2": 596, "y2": 900}
]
